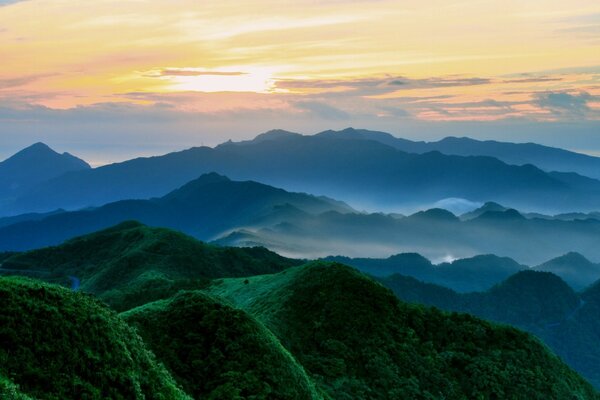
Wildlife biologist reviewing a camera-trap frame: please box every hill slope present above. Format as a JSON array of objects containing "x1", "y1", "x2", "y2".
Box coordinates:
[
  {"x1": 123, "y1": 291, "x2": 323, "y2": 399},
  {"x1": 0, "y1": 276, "x2": 190, "y2": 400},
  {"x1": 1, "y1": 221, "x2": 301, "y2": 310},
  {"x1": 206, "y1": 262, "x2": 599, "y2": 399},
  {"x1": 378, "y1": 270, "x2": 600, "y2": 388}
]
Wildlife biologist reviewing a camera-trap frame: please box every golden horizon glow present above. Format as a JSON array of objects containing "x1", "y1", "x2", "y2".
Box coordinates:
[{"x1": 0, "y1": 0, "x2": 598, "y2": 121}]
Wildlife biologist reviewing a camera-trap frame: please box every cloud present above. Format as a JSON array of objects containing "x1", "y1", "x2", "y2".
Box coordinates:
[
  {"x1": 0, "y1": 0, "x2": 27, "y2": 6},
  {"x1": 503, "y1": 76, "x2": 563, "y2": 84},
  {"x1": 554, "y1": 12, "x2": 600, "y2": 42},
  {"x1": 154, "y1": 69, "x2": 247, "y2": 77},
  {"x1": 534, "y1": 91, "x2": 594, "y2": 117},
  {"x1": 0, "y1": 74, "x2": 54, "y2": 90},
  {"x1": 295, "y1": 101, "x2": 349, "y2": 119}
]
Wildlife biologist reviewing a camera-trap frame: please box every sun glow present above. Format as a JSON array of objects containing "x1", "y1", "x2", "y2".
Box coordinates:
[{"x1": 157, "y1": 67, "x2": 279, "y2": 93}]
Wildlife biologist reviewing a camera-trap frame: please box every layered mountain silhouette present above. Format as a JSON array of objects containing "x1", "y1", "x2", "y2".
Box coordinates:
[
  {"x1": 0, "y1": 173, "x2": 351, "y2": 251},
  {"x1": 0, "y1": 142, "x2": 89, "y2": 201},
  {"x1": 379, "y1": 269, "x2": 600, "y2": 389},
  {"x1": 4, "y1": 131, "x2": 600, "y2": 216},
  {"x1": 2, "y1": 174, "x2": 600, "y2": 270},
  {"x1": 217, "y1": 204, "x2": 600, "y2": 266}
]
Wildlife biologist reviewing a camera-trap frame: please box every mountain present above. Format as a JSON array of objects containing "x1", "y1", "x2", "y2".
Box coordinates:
[
  {"x1": 123, "y1": 291, "x2": 323, "y2": 399},
  {"x1": 206, "y1": 262, "x2": 599, "y2": 399},
  {"x1": 0, "y1": 221, "x2": 301, "y2": 310},
  {"x1": 0, "y1": 276, "x2": 190, "y2": 399},
  {"x1": 325, "y1": 253, "x2": 526, "y2": 292},
  {"x1": 5, "y1": 131, "x2": 600, "y2": 216},
  {"x1": 318, "y1": 128, "x2": 600, "y2": 180},
  {"x1": 378, "y1": 270, "x2": 600, "y2": 388},
  {"x1": 0, "y1": 142, "x2": 90, "y2": 201},
  {"x1": 0, "y1": 173, "x2": 352, "y2": 251},
  {"x1": 461, "y1": 201, "x2": 508, "y2": 220},
  {"x1": 4, "y1": 174, "x2": 600, "y2": 271},
  {"x1": 535, "y1": 252, "x2": 600, "y2": 291}
]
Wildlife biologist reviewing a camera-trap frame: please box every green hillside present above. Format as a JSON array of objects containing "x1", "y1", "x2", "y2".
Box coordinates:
[
  {"x1": 207, "y1": 262, "x2": 599, "y2": 399},
  {"x1": 1, "y1": 221, "x2": 300, "y2": 310},
  {"x1": 123, "y1": 291, "x2": 323, "y2": 400},
  {"x1": 379, "y1": 270, "x2": 600, "y2": 388},
  {"x1": 0, "y1": 276, "x2": 190, "y2": 400}
]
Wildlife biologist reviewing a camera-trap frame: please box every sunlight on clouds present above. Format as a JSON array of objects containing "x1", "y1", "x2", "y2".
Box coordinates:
[{"x1": 0, "y1": 0, "x2": 598, "y2": 123}]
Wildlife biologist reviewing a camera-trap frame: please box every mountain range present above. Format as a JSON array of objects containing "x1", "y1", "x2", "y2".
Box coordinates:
[
  {"x1": 0, "y1": 173, "x2": 350, "y2": 252},
  {"x1": 315, "y1": 128, "x2": 600, "y2": 180},
  {"x1": 2, "y1": 173, "x2": 600, "y2": 271},
  {"x1": 3, "y1": 129, "x2": 600, "y2": 216},
  {"x1": 332, "y1": 251, "x2": 600, "y2": 292}
]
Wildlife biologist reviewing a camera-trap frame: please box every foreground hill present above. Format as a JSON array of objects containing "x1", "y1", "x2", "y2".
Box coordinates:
[
  {"x1": 379, "y1": 270, "x2": 600, "y2": 388},
  {"x1": 0, "y1": 173, "x2": 351, "y2": 251},
  {"x1": 1, "y1": 221, "x2": 301, "y2": 310},
  {"x1": 123, "y1": 291, "x2": 323, "y2": 399},
  {"x1": 206, "y1": 262, "x2": 598, "y2": 399},
  {"x1": 0, "y1": 142, "x2": 90, "y2": 201},
  {"x1": 0, "y1": 277, "x2": 190, "y2": 400},
  {"x1": 5, "y1": 130, "x2": 600, "y2": 216}
]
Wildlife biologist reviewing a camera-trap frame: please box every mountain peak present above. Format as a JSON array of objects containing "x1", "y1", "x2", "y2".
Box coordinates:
[
  {"x1": 410, "y1": 208, "x2": 458, "y2": 221},
  {"x1": 253, "y1": 129, "x2": 301, "y2": 142},
  {"x1": 8, "y1": 142, "x2": 56, "y2": 160},
  {"x1": 545, "y1": 252, "x2": 593, "y2": 266},
  {"x1": 26, "y1": 141, "x2": 53, "y2": 151},
  {"x1": 180, "y1": 172, "x2": 231, "y2": 188}
]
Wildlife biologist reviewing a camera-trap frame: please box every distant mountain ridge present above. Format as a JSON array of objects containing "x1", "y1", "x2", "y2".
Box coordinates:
[
  {"x1": 4, "y1": 130, "x2": 600, "y2": 215},
  {"x1": 313, "y1": 128, "x2": 600, "y2": 179}
]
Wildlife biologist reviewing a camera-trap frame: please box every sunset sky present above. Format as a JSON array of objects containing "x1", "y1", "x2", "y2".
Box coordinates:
[{"x1": 1, "y1": 0, "x2": 599, "y2": 165}]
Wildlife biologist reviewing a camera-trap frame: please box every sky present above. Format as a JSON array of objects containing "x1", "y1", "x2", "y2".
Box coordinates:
[{"x1": 0, "y1": 0, "x2": 599, "y2": 165}]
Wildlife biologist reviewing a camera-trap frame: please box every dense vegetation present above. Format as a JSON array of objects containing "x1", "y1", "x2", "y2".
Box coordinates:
[
  {"x1": 2, "y1": 221, "x2": 599, "y2": 398},
  {"x1": 208, "y1": 262, "x2": 599, "y2": 399},
  {"x1": 0, "y1": 276, "x2": 190, "y2": 400},
  {"x1": 379, "y1": 270, "x2": 600, "y2": 388},
  {"x1": 123, "y1": 291, "x2": 323, "y2": 399},
  {"x1": 2, "y1": 221, "x2": 300, "y2": 310}
]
